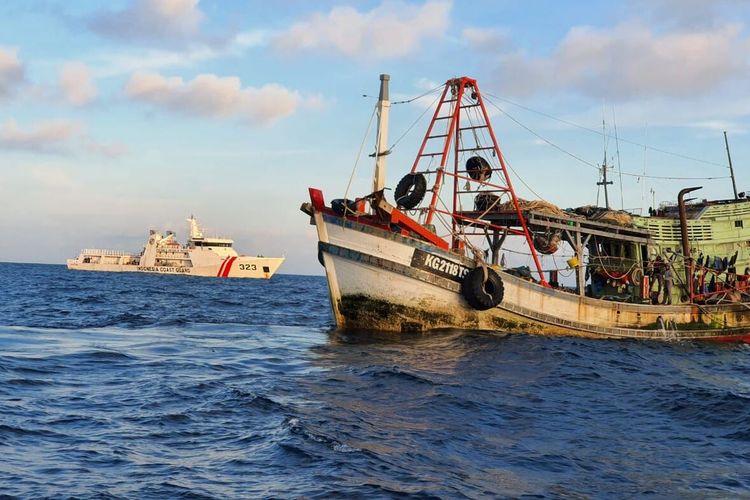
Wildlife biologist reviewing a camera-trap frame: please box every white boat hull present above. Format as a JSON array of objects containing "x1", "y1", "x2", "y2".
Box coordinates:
[
  {"x1": 313, "y1": 211, "x2": 750, "y2": 341},
  {"x1": 66, "y1": 256, "x2": 284, "y2": 279}
]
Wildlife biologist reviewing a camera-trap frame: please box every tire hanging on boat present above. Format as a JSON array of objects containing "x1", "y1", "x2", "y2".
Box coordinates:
[
  {"x1": 465, "y1": 156, "x2": 492, "y2": 182},
  {"x1": 462, "y1": 266, "x2": 504, "y2": 310},
  {"x1": 394, "y1": 173, "x2": 427, "y2": 209}
]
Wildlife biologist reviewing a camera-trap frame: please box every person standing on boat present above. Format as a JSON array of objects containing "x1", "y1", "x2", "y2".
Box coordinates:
[{"x1": 664, "y1": 266, "x2": 673, "y2": 305}]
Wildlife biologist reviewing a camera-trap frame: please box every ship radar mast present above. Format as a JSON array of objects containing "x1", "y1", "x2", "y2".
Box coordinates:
[{"x1": 187, "y1": 215, "x2": 204, "y2": 240}]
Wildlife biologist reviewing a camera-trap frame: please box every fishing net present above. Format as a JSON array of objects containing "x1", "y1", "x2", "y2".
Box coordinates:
[
  {"x1": 495, "y1": 199, "x2": 576, "y2": 218},
  {"x1": 574, "y1": 205, "x2": 634, "y2": 227}
]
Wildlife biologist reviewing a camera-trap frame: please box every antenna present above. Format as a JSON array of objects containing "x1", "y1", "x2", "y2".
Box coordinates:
[
  {"x1": 641, "y1": 123, "x2": 648, "y2": 214},
  {"x1": 597, "y1": 113, "x2": 612, "y2": 209},
  {"x1": 612, "y1": 106, "x2": 624, "y2": 210},
  {"x1": 649, "y1": 188, "x2": 656, "y2": 214},
  {"x1": 597, "y1": 160, "x2": 613, "y2": 209},
  {"x1": 724, "y1": 131, "x2": 739, "y2": 200}
]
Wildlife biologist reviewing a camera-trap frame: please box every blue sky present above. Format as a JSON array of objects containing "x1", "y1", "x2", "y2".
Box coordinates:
[{"x1": 2, "y1": 0, "x2": 750, "y2": 274}]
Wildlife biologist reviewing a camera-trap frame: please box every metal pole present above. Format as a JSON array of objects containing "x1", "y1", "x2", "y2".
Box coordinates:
[
  {"x1": 491, "y1": 230, "x2": 500, "y2": 265},
  {"x1": 372, "y1": 74, "x2": 390, "y2": 195},
  {"x1": 575, "y1": 223, "x2": 585, "y2": 297},
  {"x1": 724, "y1": 131, "x2": 739, "y2": 200},
  {"x1": 597, "y1": 161, "x2": 613, "y2": 209},
  {"x1": 678, "y1": 186, "x2": 702, "y2": 303}
]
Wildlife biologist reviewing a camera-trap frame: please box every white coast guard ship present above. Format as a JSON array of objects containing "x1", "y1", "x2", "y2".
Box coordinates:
[{"x1": 67, "y1": 216, "x2": 284, "y2": 279}]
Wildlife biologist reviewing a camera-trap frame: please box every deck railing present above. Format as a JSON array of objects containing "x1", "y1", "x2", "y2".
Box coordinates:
[{"x1": 81, "y1": 249, "x2": 131, "y2": 257}]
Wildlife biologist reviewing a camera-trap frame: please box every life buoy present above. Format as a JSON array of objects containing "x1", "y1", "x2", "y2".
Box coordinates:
[
  {"x1": 462, "y1": 267, "x2": 504, "y2": 310},
  {"x1": 331, "y1": 198, "x2": 358, "y2": 216},
  {"x1": 394, "y1": 173, "x2": 427, "y2": 209},
  {"x1": 465, "y1": 156, "x2": 492, "y2": 181},
  {"x1": 629, "y1": 267, "x2": 644, "y2": 286}
]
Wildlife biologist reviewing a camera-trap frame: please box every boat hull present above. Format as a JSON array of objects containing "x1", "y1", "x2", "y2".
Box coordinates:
[
  {"x1": 314, "y1": 211, "x2": 750, "y2": 342},
  {"x1": 66, "y1": 256, "x2": 284, "y2": 279}
]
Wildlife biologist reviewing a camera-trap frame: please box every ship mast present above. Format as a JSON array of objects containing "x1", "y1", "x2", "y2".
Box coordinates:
[
  {"x1": 372, "y1": 74, "x2": 391, "y2": 195},
  {"x1": 598, "y1": 159, "x2": 612, "y2": 209},
  {"x1": 724, "y1": 131, "x2": 739, "y2": 200},
  {"x1": 597, "y1": 118, "x2": 612, "y2": 209}
]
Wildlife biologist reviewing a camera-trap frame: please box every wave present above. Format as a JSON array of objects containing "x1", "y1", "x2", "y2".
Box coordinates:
[
  {"x1": 283, "y1": 417, "x2": 362, "y2": 455},
  {"x1": 356, "y1": 365, "x2": 437, "y2": 385},
  {"x1": 5, "y1": 378, "x2": 52, "y2": 387}
]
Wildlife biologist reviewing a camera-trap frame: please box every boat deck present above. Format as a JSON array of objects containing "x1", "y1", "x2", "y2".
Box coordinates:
[{"x1": 457, "y1": 209, "x2": 653, "y2": 244}]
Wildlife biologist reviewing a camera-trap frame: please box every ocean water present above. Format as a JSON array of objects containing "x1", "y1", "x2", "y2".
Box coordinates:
[{"x1": 0, "y1": 262, "x2": 748, "y2": 498}]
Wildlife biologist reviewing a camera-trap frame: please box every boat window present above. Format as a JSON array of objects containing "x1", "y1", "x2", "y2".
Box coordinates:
[
  {"x1": 193, "y1": 241, "x2": 232, "y2": 248},
  {"x1": 736, "y1": 220, "x2": 744, "y2": 228}
]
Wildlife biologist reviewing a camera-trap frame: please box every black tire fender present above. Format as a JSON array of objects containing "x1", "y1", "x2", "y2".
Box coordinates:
[
  {"x1": 394, "y1": 173, "x2": 427, "y2": 209},
  {"x1": 466, "y1": 156, "x2": 492, "y2": 182},
  {"x1": 462, "y1": 267, "x2": 504, "y2": 310}
]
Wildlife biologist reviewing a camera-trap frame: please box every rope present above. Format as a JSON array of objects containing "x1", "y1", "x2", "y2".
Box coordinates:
[
  {"x1": 344, "y1": 105, "x2": 378, "y2": 202},
  {"x1": 488, "y1": 96, "x2": 730, "y2": 181},
  {"x1": 483, "y1": 95, "x2": 731, "y2": 181},
  {"x1": 484, "y1": 92, "x2": 731, "y2": 170},
  {"x1": 388, "y1": 91, "x2": 442, "y2": 152},
  {"x1": 483, "y1": 97, "x2": 600, "y2": 170},
  {"x1": 391, "y1": 84, "x2": 444, "y2": 105}
]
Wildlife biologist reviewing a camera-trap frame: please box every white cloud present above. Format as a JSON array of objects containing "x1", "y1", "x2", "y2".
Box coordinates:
[
  {"x1": 462, "y1": 27, "x2": 509, "y2": 51},
  {"x1": 635, "y1": 0, "x2": 750, "y2": 30},
  {"x1": 0, "y1": 118, "x2": 128, "y2": 157},
  {"x1": 88, "y1": 30, "x2": 270, "y2": 78},
  {"x1": 0, "y1": 118, "x2": 82, "y2": 153},
  {"x1": 88, "y1": 0, "x2": 204, "y2": 44},
  {"x1": 125, "y1": 71, "x2": 318, "y2": 125},
  {"x1": 29, "y1": 167, "x2": 77, "y2": 191},
  {"x1": 272, "y1": 0, "x2": 451, "y2": 59},
  {"x1": 687, "y1": 120, "x2": 746, "y2": 134},
  {"x1": 0, "y1": 47, "x2": 25, "y2": 99},
  {"x1": 561, "y1": 93, "x2": 750, "y2": 134},
  {"x1": 59, "y1": 62, "x2": 97, "y2": 105},
  {"x1": 473, "y1": 22, "x2": 749, "y2": 100},
  {"x1": 83, "y1": 139, "x2": 129, "y2": 158}
]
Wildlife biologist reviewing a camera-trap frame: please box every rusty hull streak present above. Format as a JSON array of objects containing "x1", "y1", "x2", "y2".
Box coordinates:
[{"x1": 338, "y1": 294, "x2": 577, "y2": 336}]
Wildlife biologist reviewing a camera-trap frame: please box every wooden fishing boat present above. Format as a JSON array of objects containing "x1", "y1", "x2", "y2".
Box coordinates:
[{"x1": 302, "y1": 75, "x2": 750, "y2": 342}]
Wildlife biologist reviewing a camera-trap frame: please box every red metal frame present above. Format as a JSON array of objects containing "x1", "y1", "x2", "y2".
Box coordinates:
[
  {"x1": 429, "y1": 208, "x2": 527, "y2": 236},
  {"x1": 389, "y1": 209, "x2": 449, "y2": 249},
  {"x1": 409, "y1": 77, "x2": 549, "y2": 285},
  {"x1": 313, "y1": 77, "x2": 551, "y2": 286}
]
